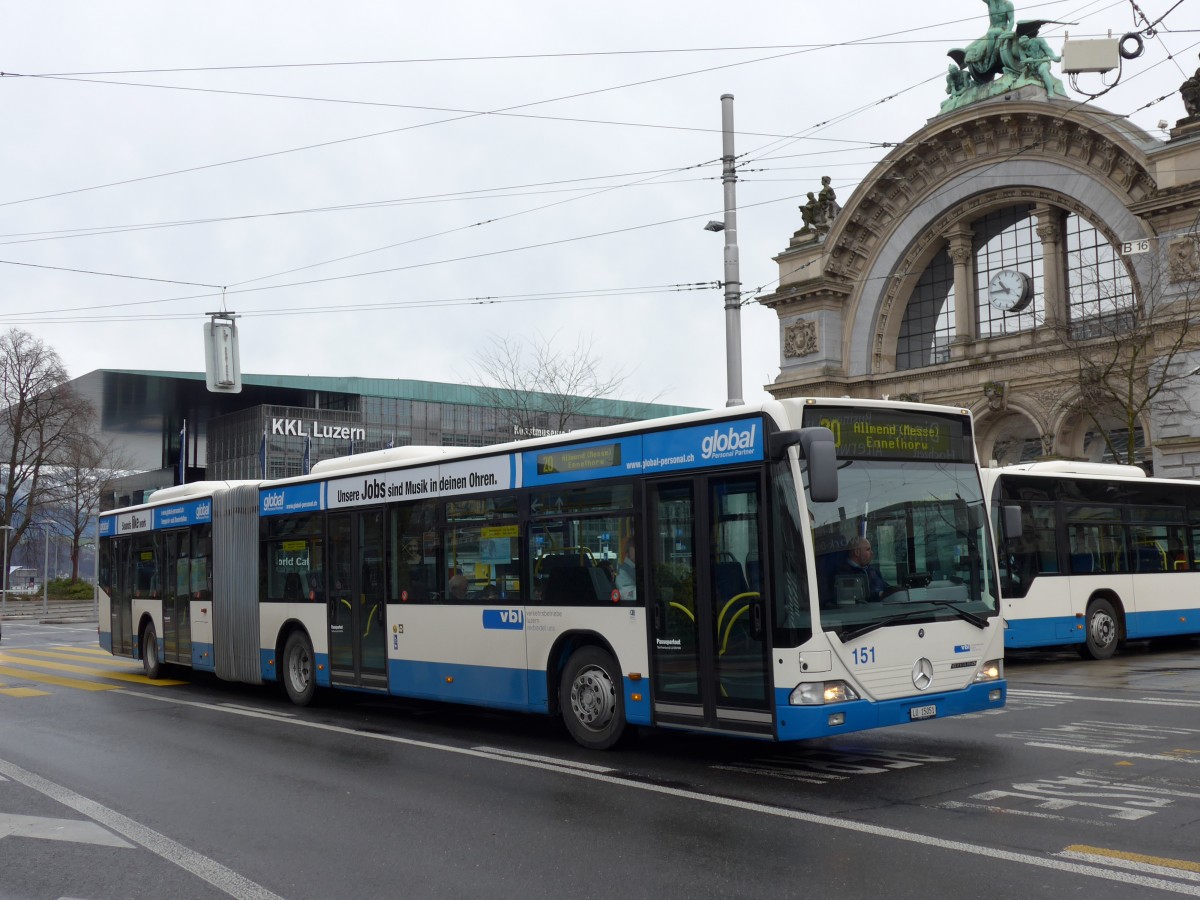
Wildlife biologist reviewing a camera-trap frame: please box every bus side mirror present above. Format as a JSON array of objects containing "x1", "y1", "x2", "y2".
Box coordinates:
[
  {"x1": 1002, "y1": 505, "x2": 1023, "y2": 539},
  {"x1": 799, "y1": 427, "x2": 838, "y2": 503},
  {"x1": 769, "y1": 426, "x2": 838, "y2": 502}
]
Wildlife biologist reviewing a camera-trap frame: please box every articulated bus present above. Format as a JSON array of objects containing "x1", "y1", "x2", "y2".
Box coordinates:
[
  {"x1": 985, "y1": 461, "x2": 1200, "y2": 659},
  {"x1": 99, "y1": 398, "x2": 1005, "y2": 749}
]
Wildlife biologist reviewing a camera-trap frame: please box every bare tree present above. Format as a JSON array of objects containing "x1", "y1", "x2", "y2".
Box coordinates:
[
  {"x1": 41, "y1": 430, "x2": 134, "y2": 582},
  {"x1": 1048, "y1": 248, "x2": 1200, "y2": 466},
  {"x1": 469, "y1": 333, "x2": 636, "y2": 438},
  {"x1": 0, "y1": 329, "x2": 92, "y2": 589}
]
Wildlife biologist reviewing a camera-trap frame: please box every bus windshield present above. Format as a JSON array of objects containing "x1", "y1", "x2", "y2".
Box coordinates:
[{"x1": 807, "y1": 459, "x2": 999, "y2": 639}]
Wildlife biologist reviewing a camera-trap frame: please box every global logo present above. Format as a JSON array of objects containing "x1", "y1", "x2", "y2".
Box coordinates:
[
  {"x1": 262, "y1": 491, "x2": 285, "y2": 511},
  {"x1": 701, "y1": 423, "x2": 757, "y2": 459},
  {"x1": 195, "y1": 501, "x2": 211, "y2": 519}
]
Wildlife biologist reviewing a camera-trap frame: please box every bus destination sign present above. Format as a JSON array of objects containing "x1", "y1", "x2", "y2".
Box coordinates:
[
  {"x1": 804, "y1": 407, "x2": 970, "y2": 462},
  {"x1": 537, "y1": 443, "x2": 622, "y2": 476}
]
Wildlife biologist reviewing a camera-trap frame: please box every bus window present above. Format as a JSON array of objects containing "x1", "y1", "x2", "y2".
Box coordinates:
[
  {"x1": 770, "y1": 461, "x2": 811, "y2": 647},
  {"x1": 261, "y1": 515, "x2": 321, "y2": 603},
  {"x1": 444, "y1": 494, "x2": 520, "y2": 602},
  {"x1": 527, "y1": 484, "x2": 634, "y2": 606},
  {"x1": 390, "y1": 500, "x2": 440, "y2": 603},
  {"x1": 132, "y1": 533, "x2": 159, "y2": 599}
]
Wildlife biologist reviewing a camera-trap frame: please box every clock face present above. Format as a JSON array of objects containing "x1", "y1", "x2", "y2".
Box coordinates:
[{"x1": 988, "y1": 269, "x2": 1032, "y2": 312}]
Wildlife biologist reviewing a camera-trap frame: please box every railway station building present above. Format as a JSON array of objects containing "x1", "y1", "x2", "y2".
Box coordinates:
[{"x1": 760, "y1": 22, "x2": 1200, "y2": 477}]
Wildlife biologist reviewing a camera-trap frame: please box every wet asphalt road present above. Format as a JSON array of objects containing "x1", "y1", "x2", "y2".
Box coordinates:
[{"x1": 1, "y1": 621, "x2": 1199, "y2": 899}]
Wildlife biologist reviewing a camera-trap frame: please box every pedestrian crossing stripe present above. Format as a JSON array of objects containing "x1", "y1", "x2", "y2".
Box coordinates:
[
  {"x1": 0, "y1": 686, "x2": 51, "y2": 697},
  {"x1": 0, "y1": 664, "x2": 127, "y2": 692},
  {"x1": 0, "y1": 654, "x2": 186, "y2": 686}
]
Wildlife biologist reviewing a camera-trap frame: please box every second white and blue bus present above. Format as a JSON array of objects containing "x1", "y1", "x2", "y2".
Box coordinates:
[{"x1": 985, "y1": 460, "x2": 1200, "y2": 658}]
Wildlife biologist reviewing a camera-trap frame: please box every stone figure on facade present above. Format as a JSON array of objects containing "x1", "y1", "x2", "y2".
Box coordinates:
[
  {"x1": 799, "y1": 177, "x2": 839, "y2": 237},
  {"x1": 1181, "y1": 54, "x2": 1200, "y2": 120},
  {"x1": 819, "y1": 176, "x2": 840, "y2": 222},
  {"x1": 941, "y1": 1, "x2": 1068, "y2": 113}
]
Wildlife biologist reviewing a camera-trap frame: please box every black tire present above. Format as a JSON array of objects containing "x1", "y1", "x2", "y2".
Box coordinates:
[
  {"x1": 282, "y1": 631, "x2": 317, "y2": 706},
  {"x1": 559, "y1": 646, "x2": 626, "y2": 750},
  {"x1": 1079, "y1": 598, "x2": 1120, "y2": 660},
  {"x1": 142, "y1": 625, "x2": 162, "y2": 679}
]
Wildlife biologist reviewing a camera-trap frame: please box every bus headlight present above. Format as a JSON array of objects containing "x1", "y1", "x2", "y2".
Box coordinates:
[
  {"x1": 790, "y1": 681, "x2": 860, "y2": 705},
  {"x1": 973, "y1": 659, "x2": 1003, "y2": 682}
]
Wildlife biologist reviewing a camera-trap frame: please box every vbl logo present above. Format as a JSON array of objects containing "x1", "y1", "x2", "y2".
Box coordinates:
[{"x1": 482, "y1": 609, "x2": 524, "y2": 630}]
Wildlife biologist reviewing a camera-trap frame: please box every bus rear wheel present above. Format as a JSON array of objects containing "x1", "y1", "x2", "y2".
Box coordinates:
[
  {"x1": 282, "y1": 631, "x2": 317, "y2": 706},
  {"x1": 1080, "y1": 598, "x2": 1120, "y2": 660},
  {"x1": 141, "y1": 625, "x2": 161, "y2": 679},
  {"x1": 560, "y1": 647, "x2": 626, "y2": 750}
]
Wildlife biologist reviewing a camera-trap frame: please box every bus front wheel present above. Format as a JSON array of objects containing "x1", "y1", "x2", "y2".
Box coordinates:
[
  {"x1": 560, "y1": 647, "x2": 626, "y2": 750},
  {"x1": 282, "y1": 631, "x2": 317, "y2": 706},
  {"x1": 141, "y1": 625, "x2": 161, "y2": 679},
  {"x1": 1080, "y1": 598, "x2": 1120, "y2": 660}
]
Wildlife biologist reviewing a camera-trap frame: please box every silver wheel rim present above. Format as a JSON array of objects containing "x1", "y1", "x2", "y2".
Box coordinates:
[
  {"x1": 570, "y1": 664, "x2": 616, "y2": 732},
  {"x1": 1091, "y1": 610, "x2": 1116, "y2": 647},
  {"x1": 289, "y1": 644, "x2": 311, "y2": 692},
  {"x1": 144, "y1": 632, "x2": 155, "y2": 672}
]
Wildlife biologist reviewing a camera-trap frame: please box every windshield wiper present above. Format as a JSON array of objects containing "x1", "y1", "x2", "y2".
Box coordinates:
[
  {"x1": 922, "y1": 599, "x2": 989, "y2": 629},
  {"x1": 837, "y1": 608, "x2": 932, "y2": 642},
  {"x1": 836, "y1": 600, "x2": 989, "y2": 643}
]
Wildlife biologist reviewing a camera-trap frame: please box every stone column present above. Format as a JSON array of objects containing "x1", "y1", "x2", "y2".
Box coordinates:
[
  {"x1": 946, "y1": 225, "x2": 976, "y2": 357},
  {"x1": 1035, "y1": 205, "x2": 1065, "y2": 329}
]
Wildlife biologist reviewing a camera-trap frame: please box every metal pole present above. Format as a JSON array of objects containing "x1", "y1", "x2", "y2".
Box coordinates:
[
  {"x1": 720, "y1": 93, "x2": 744, "y2": 407},
  {"x1": 43, "y1": 528, "x2": 49, "y2": 616},
  {"x1": 1, "y1": 526, "x2": 10, "y2": 619}
]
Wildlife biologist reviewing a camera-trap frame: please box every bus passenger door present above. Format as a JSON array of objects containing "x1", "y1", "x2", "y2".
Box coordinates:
[
  {"x1": 110, "y1": 538, "x2": 133, "y2": 656},
  {"x1": 327, "y1": 510, "x2": 389, "y2": 691},
  {"x1": 161, "y1": 529, "x2": 191, "y2": 664},
  {"x1": 647, "y1": 472, "x2": 772, "y2": 736}
]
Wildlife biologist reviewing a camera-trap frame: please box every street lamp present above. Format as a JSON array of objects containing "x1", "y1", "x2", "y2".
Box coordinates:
[{"x1": 0, "y1": 524, "x2": 12, "y2": 619}]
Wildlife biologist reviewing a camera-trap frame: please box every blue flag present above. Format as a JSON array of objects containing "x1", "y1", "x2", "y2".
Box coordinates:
[{"x1": 303, "y1": 435, "x2": 311, "y2": 475}]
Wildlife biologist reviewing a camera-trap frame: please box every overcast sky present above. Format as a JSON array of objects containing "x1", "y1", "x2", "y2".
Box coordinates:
[{"x1": 3, "y1": 1, "x2": 1195, "y2": 409}]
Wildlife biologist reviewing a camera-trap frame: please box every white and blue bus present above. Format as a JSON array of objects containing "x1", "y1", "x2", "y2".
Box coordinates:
[
  {"x1": 985, "y1": 461, "x2": 1200, "y2": 659},
  {"x1": 99, "y1": 398, "x2": 1005, "y2": 749}
]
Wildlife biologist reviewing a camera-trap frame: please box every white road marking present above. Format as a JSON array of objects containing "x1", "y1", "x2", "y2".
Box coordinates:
[
  {"x1": 1007, "y1": 689, "x2": 1200, "y2": 708},
  {"x1": 117, "y1": 688, "x2": 1200, "y2": 895},
  {"x1": 0, "y1": 812, "x2": 132, "y2": 847},
  {"x1": 1059, "y1": 849, "x2": 1200, "y2": 883},
  {"x1": 0, "y1": 757, "x2": 282, "y2": 900}
]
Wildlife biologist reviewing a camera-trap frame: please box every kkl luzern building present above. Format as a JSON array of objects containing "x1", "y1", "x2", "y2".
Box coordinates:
[
  {"x1": 761, "y1": 10, "x2": 1200, "y2": 476},
  {"x1": 72, "y1": 370, "x2": 696, "y2": 509}
]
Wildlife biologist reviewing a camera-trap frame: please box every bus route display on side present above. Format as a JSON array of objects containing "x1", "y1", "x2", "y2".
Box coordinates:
[
  {"x1": 804, "y1": 406, "x2": 972, "y2": 462},
  {"x1": 536, "y1": 443, "x2": 622, "y2": 475}
]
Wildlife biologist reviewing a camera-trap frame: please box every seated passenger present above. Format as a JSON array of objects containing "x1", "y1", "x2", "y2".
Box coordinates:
[{"x1": 448, "y1": 573, "x2": 470, "y2": 601}]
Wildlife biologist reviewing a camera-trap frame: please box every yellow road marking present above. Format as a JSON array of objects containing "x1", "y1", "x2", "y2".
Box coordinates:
[
  {"x1": 0, "y1": 687, "x2": 52, "y2": 697},
  {"x1": 50, "y1": 645, "x2": 117, "y2": 658},
  {"x1": 0, "y1": 665, "x2": 125, "y2": 692},
  {"x1": 0, "y1": 656, "x2": 185, "y2": 686},
  {"x1": 1064, "y1": 844, "x2": 1200, "y2": 874},
  {"x1": 6, "y1": 649, "x2": 146, "y2": 668}
]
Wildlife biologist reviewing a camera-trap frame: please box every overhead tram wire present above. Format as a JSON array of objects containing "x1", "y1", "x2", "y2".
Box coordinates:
[
  {"x1": 0, "y1": 282, "x2": 714, "y2": 326},
  {"x1": 1, "y1": 188, "x2": 808, "y2": 324},
  {"x1": 226, "y1": 154, "x2": 726, "y2": 287},
  {"x1": 4, "y1": 2, "x2": 1156, "y2": 316},
  {"x1": 0, "y1": 166, "x2": 720, "y2": 245},
  {"x1": 0, "y1": 7, "x2": 1071, "y2": 212}
]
